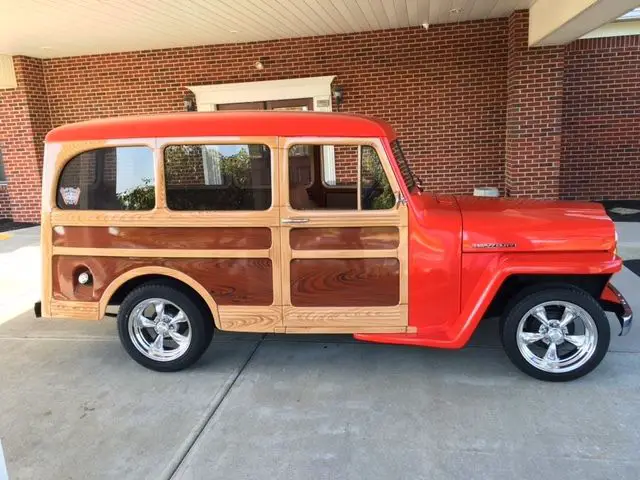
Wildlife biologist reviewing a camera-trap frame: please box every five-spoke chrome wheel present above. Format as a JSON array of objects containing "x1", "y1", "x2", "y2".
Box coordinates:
[
  {"x1": 516, "y1": 301, "x2": 598, "y2": 374},
  {"x1": 128, "y1": 298, "x2": 192, "y2": 362},
  {"x1": 501, "y1": 287, "x2": 610, "y2": 381}
]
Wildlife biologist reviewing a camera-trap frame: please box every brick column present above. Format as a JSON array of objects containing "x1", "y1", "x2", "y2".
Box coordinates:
[
  {"x1": 0, "y1": 56, "x2": 51, "y2": 222},
  {"x1": 505, "y1": 11, "x2": 564, "y2": 198}
]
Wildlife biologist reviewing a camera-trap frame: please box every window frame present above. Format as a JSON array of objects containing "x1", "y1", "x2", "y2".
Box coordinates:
[
  {"x1": 162, "y1": 141, "x2": 275, "y2": 212},
  {"x1": 54, "y1": 144, "x2": 157, "y2": 212},
  {"x1": 284, "y1": 138, "x2": 399, "y2": 212}
]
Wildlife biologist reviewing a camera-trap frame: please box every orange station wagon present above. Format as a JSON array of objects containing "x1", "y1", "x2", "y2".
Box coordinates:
[{"x1": 36, "y1": 111, "x2": 632, "y2": 381}]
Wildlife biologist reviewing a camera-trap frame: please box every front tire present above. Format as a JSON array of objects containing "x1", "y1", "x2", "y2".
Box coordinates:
[
  {"x1": 501, "y1": 287, "x2": 610, "y2": 382},
  {"x1": 117, "y1": 283, "x2": 214, "y2": 372}
]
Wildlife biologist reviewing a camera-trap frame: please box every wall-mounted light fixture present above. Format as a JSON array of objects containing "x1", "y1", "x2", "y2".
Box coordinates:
[
  {"x1": 184, "y1": 92, "x2": 197, "y2": 112},
  {"x1": 254, "y1": 57, "x2": 266, "y2": 70},
  {"x1": 332, "y1": 85, "x2": 344, "y2": 111}
]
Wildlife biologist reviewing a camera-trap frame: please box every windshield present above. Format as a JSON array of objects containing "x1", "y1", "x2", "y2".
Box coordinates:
[{"x1": 390, "y1": 140, "x2": 420, "y2": 192}]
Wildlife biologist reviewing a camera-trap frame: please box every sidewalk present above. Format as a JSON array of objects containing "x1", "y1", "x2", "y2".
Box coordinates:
[
  {"x1": 616, "y1": 222, "x2": 640, "y2": 260},
  {"x1": 0, "y1": 226, "x2": 40, "y2": 324}
]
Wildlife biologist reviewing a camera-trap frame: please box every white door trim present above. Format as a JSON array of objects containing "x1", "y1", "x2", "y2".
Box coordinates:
[
  {"x1": 188, "y1": 75, "x2": 336, "y2": 112},
  {"x1": 188, "y1": 75, "x2": 337, "y2": 184}
]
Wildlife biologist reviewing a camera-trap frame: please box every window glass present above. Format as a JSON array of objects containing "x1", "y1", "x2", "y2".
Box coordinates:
[
  {"x1": 57, "y1": 147, "x2": 154, "y2": 210},
  {"x1": 361, "y1": 146, "x2": 395, "y2": 210},
  {"x1": 164, "y1": 144, "x2": 271, "y2": 211},
  {"x1": 288, "y1": 144, "x2": 394, "y2": 211}
]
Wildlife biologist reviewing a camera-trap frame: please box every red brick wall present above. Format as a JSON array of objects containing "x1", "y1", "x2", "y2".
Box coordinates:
[
  {"x1": 561, "y1": 35, "x2": 640, "y2": 200},
  {"x1": 505, "y1": 11, "x2": 564, "y2": 198},
  {"x1": 0, "y1": 56, "x2": 51, "y2": 222},
  {"x1": 43, "y1": 19, "x2": 508, "y2": 196}
]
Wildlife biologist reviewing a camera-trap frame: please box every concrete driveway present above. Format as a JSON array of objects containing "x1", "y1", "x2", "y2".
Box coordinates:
[{"x1": 1, "y1": 227, "x2": 640, "y2": 479}]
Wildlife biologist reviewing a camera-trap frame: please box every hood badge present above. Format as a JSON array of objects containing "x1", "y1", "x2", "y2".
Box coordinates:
[{"x1": 472, "y1": 242, "x2": 517, "y2": 249}]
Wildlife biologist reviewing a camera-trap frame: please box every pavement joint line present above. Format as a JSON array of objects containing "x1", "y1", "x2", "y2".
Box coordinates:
[{"x1": 160, "y1": 335, "x2": 266, "y2": 480}]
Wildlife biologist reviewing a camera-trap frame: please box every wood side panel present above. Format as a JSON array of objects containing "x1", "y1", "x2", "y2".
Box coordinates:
[
  {"x1": 52, "y1": 226, "x2": 272, "y2": 249},
  {"x1": 290, "y1": 258, "x2": 399, "y2": 307},
  {"x1": 289, "y1": 227, "x2": 399, "y2": 250},
  {"x1": 52, "y1": 256, "x2": 273, "y2": 305}
]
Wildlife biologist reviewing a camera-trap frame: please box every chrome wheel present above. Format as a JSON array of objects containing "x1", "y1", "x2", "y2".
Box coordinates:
[
  {"x1": 516, "y1": 301, "x2": 598, "y2": 374},
  {"x1": 127, "y1": 298, "x2": 192, "y2": 362}
]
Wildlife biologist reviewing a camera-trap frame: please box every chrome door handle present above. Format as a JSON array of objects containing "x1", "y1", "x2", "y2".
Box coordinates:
[{"x1": 281, "y1": 218, "x2": 310, "y2": 225}]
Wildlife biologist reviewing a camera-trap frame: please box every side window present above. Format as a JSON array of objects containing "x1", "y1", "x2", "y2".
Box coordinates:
[
  {"x1": 288, "y1": 144, "x2": 394, "y2": 211},
  {"x1": 361, "y1": 146, "x2": 395, "y2": 210},
  {"x1": 57, "y1": 147, "x2": 155, "y2": 210},
  {"x1": 164, "y1": 144, "x2": 271, "y2": 211}
]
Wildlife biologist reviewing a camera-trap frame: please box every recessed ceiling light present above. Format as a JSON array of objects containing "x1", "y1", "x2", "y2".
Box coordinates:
[
  {"x1": 449, "y1": 8, "x2": 462, "y2": 14},
  {"x1": 229, "y1": 29, "x2": 238, "y2": 33}
]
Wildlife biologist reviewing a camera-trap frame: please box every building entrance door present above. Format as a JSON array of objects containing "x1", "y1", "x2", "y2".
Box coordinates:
[{"x1": 216, "y1": 98, "x2": 313, "y2": 111}]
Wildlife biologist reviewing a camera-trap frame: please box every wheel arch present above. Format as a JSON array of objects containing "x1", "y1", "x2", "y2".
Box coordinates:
[
  {"x1": 484, "y1": 273, "x2": 612, "y2": 319},
  {"x1": 99, "y1": 267, "x2": 221, "y2": 328}
]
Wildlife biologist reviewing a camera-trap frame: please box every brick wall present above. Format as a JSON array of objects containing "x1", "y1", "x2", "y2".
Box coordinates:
[
  {"x1": 561, "y1": 35, "x2": 640, "y2": 200},
  {"x1": 43, "y1": 19, "x2": 508, "y2": 197},
  {"x1": 505, "y1": 11, "x2": 564, "y2": 198},
  {"x1": 0, "y1": 56, "x2": 51, "y2": 222}
]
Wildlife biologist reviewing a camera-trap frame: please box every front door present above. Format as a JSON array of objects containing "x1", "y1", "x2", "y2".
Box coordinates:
[{"x1": 279, "y1": 137, "x2": 409, "y2": 333}]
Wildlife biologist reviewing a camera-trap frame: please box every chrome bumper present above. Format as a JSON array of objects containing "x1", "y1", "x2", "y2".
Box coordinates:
[{"x1": 606, "y1": 284, "x2": 633, "y2": 336}]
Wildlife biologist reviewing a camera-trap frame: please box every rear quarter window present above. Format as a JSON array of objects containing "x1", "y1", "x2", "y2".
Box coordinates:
[{"x1": 57, "y1": 146, "x2": 155, "y2": 210}]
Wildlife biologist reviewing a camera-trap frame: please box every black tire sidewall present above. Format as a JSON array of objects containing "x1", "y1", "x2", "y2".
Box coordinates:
[
  {"x1": 117, "y1": 284, "x2": 213, "y2": 372},
  {"x1": 501, "y1": 288, "x2": 611, "y2": 382}
]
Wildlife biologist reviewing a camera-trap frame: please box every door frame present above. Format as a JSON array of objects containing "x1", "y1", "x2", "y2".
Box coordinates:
[{"x1": 278, "y1": 136, "x2": 409, "y2": 334}]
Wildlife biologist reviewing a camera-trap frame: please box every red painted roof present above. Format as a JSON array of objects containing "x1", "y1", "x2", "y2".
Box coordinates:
[{"x1": 45, "y1": 111, "x2": 397, "y2": 142}]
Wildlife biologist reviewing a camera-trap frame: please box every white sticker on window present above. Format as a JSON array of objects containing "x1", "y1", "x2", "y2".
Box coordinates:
[{"x1": 59, "y1": 187, "x2": 81, "y2": 206}]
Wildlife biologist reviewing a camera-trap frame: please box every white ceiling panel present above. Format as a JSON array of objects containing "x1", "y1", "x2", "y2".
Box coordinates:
[{"x1": 0, "y1": 0, "x2": 536, "y2": 58}]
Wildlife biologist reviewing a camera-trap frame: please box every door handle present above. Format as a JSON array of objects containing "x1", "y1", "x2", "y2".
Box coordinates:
[{"x1": 281, "y1": 218, "x2": 310, "y2": 225}]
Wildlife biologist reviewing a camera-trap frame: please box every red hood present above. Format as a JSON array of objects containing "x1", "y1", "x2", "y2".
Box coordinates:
[{"x1": 456, "y1": 196, "x2": 616, "y2": 253}]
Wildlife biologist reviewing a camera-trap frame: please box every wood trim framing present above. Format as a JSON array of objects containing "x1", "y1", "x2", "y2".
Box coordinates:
[
  {"x1": 283, "y1": 305, "x2": 407, "y2": 327},
  {"x1": 49, "y1": 300, "x2": 100, "y2": 320},
  {"x1": 218, "y1": 305, "x2": 282, "y2": 332},
  {"x1": 42, "y1": 135, "x2": 409, "y2": 335},
  {"x1": 52, "y1": 247, "x2": 271, "y2": 258},
  {"x1": 97, "y1": 266, "x2": 222, "y2": 328},
  {"x1": 50, "y1": 209, "x2": 281, "y2": 228},
  {"x1": 291, "y1": 249, "x2": 398, "y2": 259}
]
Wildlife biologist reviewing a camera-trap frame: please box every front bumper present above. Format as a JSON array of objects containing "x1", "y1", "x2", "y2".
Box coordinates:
[{"x1": 601, "y1": 283, "x2": 633, "y2": 336}]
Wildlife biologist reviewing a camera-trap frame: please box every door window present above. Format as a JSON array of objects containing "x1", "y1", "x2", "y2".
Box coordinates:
[{"x1": 288, "y1": 144, "x2": 395, "y2": 211}]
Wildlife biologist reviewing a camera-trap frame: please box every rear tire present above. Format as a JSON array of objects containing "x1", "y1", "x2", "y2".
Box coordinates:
[
  {"x1": 500, "y1": 287, "x2": 610, "y2": 382},
  {"x1": 117, "y1": 283, "x2": 214, "y2": 372}
]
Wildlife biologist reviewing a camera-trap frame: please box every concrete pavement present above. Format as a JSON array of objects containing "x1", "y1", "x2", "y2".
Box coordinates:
[
  {"x1": 0, "y1": 264, "x2": 639, "y2": 479},
  {"x1": 0, "y1": 226, "x2": 40, "y2": 325}
]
